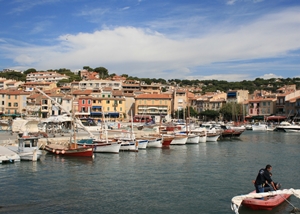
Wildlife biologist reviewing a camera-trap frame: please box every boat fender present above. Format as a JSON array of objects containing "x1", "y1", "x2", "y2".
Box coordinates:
[
  {"x1": 56, "y1": 150, "x2": 60, "y2": 154},
  {"x1": 52, "y1": 149, "x2": 55, "y2": 153},
  {"x1": 61, "y1": 150, "x2": 65, "y2": 154}
]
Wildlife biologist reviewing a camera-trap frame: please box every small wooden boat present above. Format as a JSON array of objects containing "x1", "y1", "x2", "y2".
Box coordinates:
[
  {"x1": 44, "y1": 143, "x2": 94, "y2": 157},
  {"x1": 241, "y1": 190, "x2": 290, "y2": 210}
]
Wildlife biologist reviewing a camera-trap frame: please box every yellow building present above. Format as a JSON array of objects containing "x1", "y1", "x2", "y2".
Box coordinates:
[
  {"x1": 4, "y1": 90, "x2": 30, "y2": 116},
  {"x1": 135, "y1": 94, "x2": 173, "y2": 122},
  {"x1": 88, "y1": 89, "x2": 126, "y2": 121}
]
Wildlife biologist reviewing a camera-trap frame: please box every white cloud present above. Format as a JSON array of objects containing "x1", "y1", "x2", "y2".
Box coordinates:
[
  {"x1": 1, "y1": 7, "x2": 300, "y2": 80},
  {"x1": 187, "y1": 73, "x2": 251, "y2": 81},
  {"x1": 260, "y1": 73, "x2": 283, "y2": 79},
  {"x1": 226, "y1": 0, "x2": 237, "y2": 5},
  {"x1": 121, "y1": 6, "x2": 130, "y2": 11}
]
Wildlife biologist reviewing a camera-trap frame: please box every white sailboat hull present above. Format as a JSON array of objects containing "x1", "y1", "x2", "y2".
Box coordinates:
[
  {"x1": 186, "y1": 134, "x2": 200, "y2": 144},
  {"x1": 120, "y1": 142, "x2": 138, "y2": 152},
  {"x1": 199, "y1": 135, "x2": 207, "y2": 143},
  {"x1": 137, "y1": 140, "x2": 148, "y2": 149},
  {"x1": 147, "y1": 138, "x2": 162, "y2": 148},
  {"x1": 171, "y1": 136, "x2": 187, "y2": 145},
  {"x1": 94, "y1": 142, "x2": 121, "y2": 153},
  {"x1": 206, "y1": 134, "x2": 220, "y2": 142}
]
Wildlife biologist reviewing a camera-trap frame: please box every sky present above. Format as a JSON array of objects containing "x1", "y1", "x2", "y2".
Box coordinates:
[{"x1": 0, "y1": 0, "x2": 300, "y2": 81}]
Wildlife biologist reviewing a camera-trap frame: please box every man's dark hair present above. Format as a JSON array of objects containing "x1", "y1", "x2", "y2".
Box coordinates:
[{"x1": 265, "y1": 164, "x2": 272, "y2": 169}]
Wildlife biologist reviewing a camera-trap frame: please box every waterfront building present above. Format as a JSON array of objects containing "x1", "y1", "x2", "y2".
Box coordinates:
[
  {"x1": 173, "y1": 89, "x2": 188, "y2": 112},
  {"x1": 4, "y1": 89, "x2": 30, "y2": 116},
  {"x1": 275, "y1": 85, "x2": 300, "y2": 117},
  {"x1": 247, "y1": 97, "x2": 277, "y2": 120},
  {"x1": 191, "y1": 92, "x2": 227, "y2": 114},
  {"x1": 227, "y1": 90, "x2": 249, "y2": 103},
  {"x1": 77, "y1": 96, "x2": 93, "y2": 117},
  {"x1": 26, "y1": 93, "x2": 42, "y2": 117},
  {"x1": 134, "y1": 94, "x2": 173, "y2": 122}
]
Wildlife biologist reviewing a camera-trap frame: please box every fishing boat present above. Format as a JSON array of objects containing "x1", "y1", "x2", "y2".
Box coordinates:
[
  {"x1": 36, "y1": 88, "x2": 94, "y2": 158},
  {"x1": 146, "y1": 137, "x2": 162, "y2": 148},
  {"x1": 136, "y1": 139, "x2": 148, "y2": 149},
  {"x1": 231, "y1": 189, "x2": 300, "y2": 214},
  {"x1": 44, "y1": 143, "x2": 93, "y2": 157},
  {"x1": 170, "y1": 134, "x2": 188, "y2": 145},
  {"x1": 7, "y1": 133, "x2": 42, "y2": 161}
]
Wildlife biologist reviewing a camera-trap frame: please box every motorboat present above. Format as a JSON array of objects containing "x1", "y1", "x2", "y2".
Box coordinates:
[
  {"x1": 7, "y1": 133, "x2": 42, "y2": 161},
  {"x1": 220, "y1": 125, "x2": 244, "y2": 138},
  {"x1": 274, "y1": 121, "x2": 300, "y2": 132},
  {"x1": 231, "y1": 189, "x2": 300, "y2": 214},
  {"x1": 251, "y1": 122, "x2": 268, "y2": 131}
]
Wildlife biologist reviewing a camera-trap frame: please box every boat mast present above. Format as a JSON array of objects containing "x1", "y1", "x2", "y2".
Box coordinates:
[
  {"x1": 70, "y1": 96, "x2": 77, "y2": 149},
  {"x1": 34, "y1": 87, "x2": 95, "y2": 138}
]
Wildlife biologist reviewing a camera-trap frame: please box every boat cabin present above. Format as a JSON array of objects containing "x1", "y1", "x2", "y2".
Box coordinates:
[{"x1": 18, "y1": 137, "x2": 39, "y2": 152}]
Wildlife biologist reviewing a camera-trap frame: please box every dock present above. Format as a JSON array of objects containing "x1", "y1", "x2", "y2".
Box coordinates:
[{"x1": 0, "y1": 146, "x2": 20, "y2": 163}]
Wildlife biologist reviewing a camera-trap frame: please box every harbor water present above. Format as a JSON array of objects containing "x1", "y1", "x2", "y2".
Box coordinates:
[{"x1": 1, "y1": 131, "x2": 300, "y2": 214}]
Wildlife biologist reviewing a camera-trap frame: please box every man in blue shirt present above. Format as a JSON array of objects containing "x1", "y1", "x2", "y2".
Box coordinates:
[{"x1": 254, "y1": 164, "x2": 277, "y2": 193}]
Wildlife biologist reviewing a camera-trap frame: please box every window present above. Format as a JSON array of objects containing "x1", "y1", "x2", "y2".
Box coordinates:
[
  {"x1": 119, "y1": 101, "x2": 122, "y2": 104},
  {"x1": 102, "y1": 95, "x2": 105, "y2": 97},
  {"x1": 14, "y1": 103, "x2": 18, "y2": 107},
  {"x1": 120, "y1": 107, "x2": 122, "y2": 111},
  {"x1": 82, "y1": 100, "x2": 85, "y2": 104},
  {"x1": 107, "y1": 107, "x2": 110, "y2": 111},
  {"x1": 8, "y1": 102, "x2": 11, "y2": 107},
  {"x1": 15, "y1": 95, "x2": 17, "y2": 99},
  {"x1": 8, "y1": 95, "x2": 10, "y2": 99},
  {"x1": 88, "y1": 100, "x2": 91, "y2": 104},
  {"x1": 1, "y1": 101, "x2": 4, "y2": 105},
  {"x1": 106, "y1": 100, "x2": 110, "y2": 104},
  {"x1": 108, "y1": 95, "x2": 110, "y2": 98}
]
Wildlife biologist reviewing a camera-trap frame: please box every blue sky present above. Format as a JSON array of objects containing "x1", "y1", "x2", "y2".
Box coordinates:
[{"x1": 0, "y1": 0, "x2": 300, "y2": 81}]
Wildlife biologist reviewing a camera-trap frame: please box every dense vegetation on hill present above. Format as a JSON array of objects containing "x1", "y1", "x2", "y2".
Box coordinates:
[{"x1": 1, "y1": 66, "x2": 299, "y2": 94}]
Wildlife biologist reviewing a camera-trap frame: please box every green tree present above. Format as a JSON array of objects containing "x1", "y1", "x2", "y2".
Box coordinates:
[
  {"x1": 94, "y1": 67, "x2": 109, "y2": 79},
  {"x1": 83, "y1": 66, "x2": 94, "y2": 71},
  {"x1": 23, "y1": 68, "x2": 37, "y2": 75},
  {"x1": 199, "y1": 110, "x2": 219, "y2": 121}
]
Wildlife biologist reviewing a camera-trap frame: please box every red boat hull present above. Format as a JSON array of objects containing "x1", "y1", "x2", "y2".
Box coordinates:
[
  {"x1": 242, "y1": 191, "x2": 291, "y2": 210},
  {"x1": 45, "y1": 145, "x2": 94, "y2": 157},
  {"x1": 162, "y1": 136, "x2": 174, "y2": 147}
]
